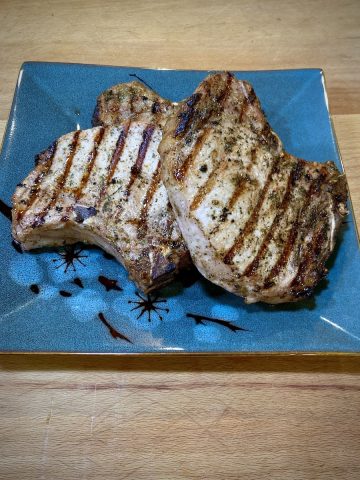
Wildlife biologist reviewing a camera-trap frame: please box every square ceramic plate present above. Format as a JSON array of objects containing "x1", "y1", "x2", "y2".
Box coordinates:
[{"x1": 0, "y1": 62, "x2": 359, "y2": 354}]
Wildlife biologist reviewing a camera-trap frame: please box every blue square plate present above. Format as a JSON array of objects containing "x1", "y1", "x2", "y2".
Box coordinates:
[{"x1": 0, "y1": 62, "x2": 359, "y2": 354}]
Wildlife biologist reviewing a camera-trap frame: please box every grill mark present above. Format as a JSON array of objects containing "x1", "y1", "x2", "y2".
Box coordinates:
[
  {"x1": 125, "y1": 125, "x2": 155, "y2": 197},
  {"x1": 263, "y1": 174, "x2": 322, "y2": 288},
  {"x1": 209, "y1": 146, "x2": 259, "y2": 237},
  {"x1": 189, "y1": 156, "x2": 228, "y2": 212},
  {"x1": 151, "y1": 101, "x2": 160, "y2": 115},
  {"x1": 138, "y1": 163, "x2": 162, "y2": 238},
  {"x1": 228, "y1": 177, "x2": 249, "y2": 211},
  {"x1": 124, "y1": 124, "x2": 155, "y2": 198},
  {"x1": 216, "y1": 71, "x2": 233, "y2": 103},
  {"x1": 99, "y1": 122, "x2": 130, "y2": 201},
  {"x1": 260, "y1": 122, "x2": 279, "y2": 149},
  {"x1": 35, "y1": 141, "x2": 57, "y2": 166},
  {"x1": 74, "y1": 127, "x2": 105, "y2": 200},
  {"x1": 262, "y1": 210, "x2": 302, "y2": 290},
  {"x1": 174, "y1": 73, "x2": 233, "y2": 181},
  {"x1": 243, "y1": 161, "x2": 303, "y2": 277},
  {"x1": 174, "y1": 128, "x2": 211, "y2": 181},
  {"x1": 107, "y1": 124, "x2": 130, "y2": 182},
  {"x1": 17, "y1": 141, "x2": 58, "y2": 222},
  {"x1": 112, "y1": 125, "x2": 156, "y2": 225},
  {"x1": 290, "y1": 222, "x2": 329, "y2": 293},
  {"x1": 223, "y1": 156, "x2": 281, "y2": 265},
  {"x1": 238, "y1": 85, "x2": 256, "y2": 123},
  {"x1": 209, "y1": 175, "x2": 249, "y2": 237},
  {"x1": 32, "y1": 132, "x2": 79, "y2": 227},
  {"x1": 238, "y1": 99, "x2": 246, "y2": 124},
  {"x1": 174, "y1": 93, "x2": 201, "y2": 137},
  {"x1": 152, "y1": 100, "x2": 167, "y2": 126},
  {"x1": 129, "y1": 91, "x2": 135, "y2": 115},
  {"x1": 288, "y1": 172, "x2": 330, "y2": 291}
]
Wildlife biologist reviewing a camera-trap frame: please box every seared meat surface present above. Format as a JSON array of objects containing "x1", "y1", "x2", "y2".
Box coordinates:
[
  {"x1": 12, "y1": 122, "x2": 191, "y2": 292},
  {"x1": 159, "y1": 72, "x2": 348, "y2": 303},
  {"x1": 93, "y1": 81, "x2": 176, "y2": 128}
]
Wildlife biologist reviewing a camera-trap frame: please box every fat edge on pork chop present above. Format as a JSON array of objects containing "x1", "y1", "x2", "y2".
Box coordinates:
[
  {"x1": 159, "y1": 72, "x2": 348, "y2": 304},
  {"x1": 12, "y1": 122, "x2": 191, "y2": 293}
]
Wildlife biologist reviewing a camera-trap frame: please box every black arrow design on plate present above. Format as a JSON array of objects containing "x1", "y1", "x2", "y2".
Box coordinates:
[
  {"x1": 98, "y1": 312, "x2": 132, "y2": 343},
  {"x1": 186, "y1": 313, "x2": 248, "y2": 333},
  {"x1": 129, "y1": 73, "x2": 155, "y2": 92},
  {"x1": 0, "y1": 199, "x2": 11, "y2": 220}
]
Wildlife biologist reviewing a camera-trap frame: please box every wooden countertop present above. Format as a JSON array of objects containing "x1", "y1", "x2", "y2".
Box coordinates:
[{"x1": 0, "y1": 1, "x2": 359, "y2": 478}]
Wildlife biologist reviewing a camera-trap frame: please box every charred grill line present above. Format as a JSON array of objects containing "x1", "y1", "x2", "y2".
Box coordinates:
[
  {"x1": 40, "y1": 130, "x2": 80, "y2": 226},
  {"x1": 223, "y1": 156, "x2": 281, "y2": 265},
  {"x1": 17, "y1": 141, "x2": 58, "y2": 222},
  {"x1": 125, "y1": 124, "x2": 155, "y2": 198},
  {"x1": 209, "y1": 151, "x2": 253, "y2": 237},
  {"x1": 151, "y1": 101, "x2": 162, "y2": 126},
  {"x1": 290, "y1": 222, "x2": 329, "y2": 295},
  {"x1": 238, "y1": 87, "x2": 256, "y2": 123},
  {"x1": 208, "y1": 175, "x2": 248, "y2": 237},
  {"x1": 138, "y1": 163, "x2": 162, "y2": 237},
  {"x1": 129, "y1": 90, "x2": 135, "y2": 114},
  {"x1": 243, "y1": 161, "x2": 303, "y2": 278},
  {"x1": 189, "y1": 156, "x2": 228, "y2": 212},
  {"x1": 174, "y1": 73, "x2": 233, "y2": 181},
  {"x1": 228, "y1": 177, "x2": 249, "y2": 211},
  {"x1": 263, "y1": 173, "x2": 322, "y2": 289},
  {"x1": 75, "y1": 127, "x2": 105, "y2": 200},
  {"x1": 35, "y1": 140, "x2": 57, "y2": 166},
  {"x1": 262, "y1": 210, "x2": 302, "y2": 290},
  {"x1": 174, "y1": 128, "x2": 211, "y2": 181},
  {"x1": 101, "y1": 122, "x2": 130, "y2": 198},
  {"x1": 174, "y1": 93, "x2": 201, "y2": 138}
]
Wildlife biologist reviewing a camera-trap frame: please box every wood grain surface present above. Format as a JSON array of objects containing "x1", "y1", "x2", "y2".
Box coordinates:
[{"x1": 0, "y1": 1, "x2": 359, "y2": 479}]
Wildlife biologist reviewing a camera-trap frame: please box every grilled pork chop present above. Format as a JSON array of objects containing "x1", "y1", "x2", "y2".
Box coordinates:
[
  {"x1": 93, "y1": 81, "x2": 176, "y2": 128},
  {"x1": 12, "y1": 122, "x2": 191, "y2": 292},
  {"x1": 159, "y1": 72, "x2": 348, "y2": 304}
]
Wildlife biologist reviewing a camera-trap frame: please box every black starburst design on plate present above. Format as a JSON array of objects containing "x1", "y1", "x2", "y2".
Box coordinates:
[
  {"x1": 52, "y1": 245, "x2": 88, "y2": 272},
  {"x1": 186, "y1": 313, "x2": 248, "y2": 333},
  {"x1": 128, "y1": 292, "x2": 169, "y2": 322}
]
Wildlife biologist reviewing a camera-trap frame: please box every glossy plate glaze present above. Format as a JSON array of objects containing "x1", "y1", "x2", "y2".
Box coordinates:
[{"x1": 0, "y1": 62, "x2": 359, "y2": 354}]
